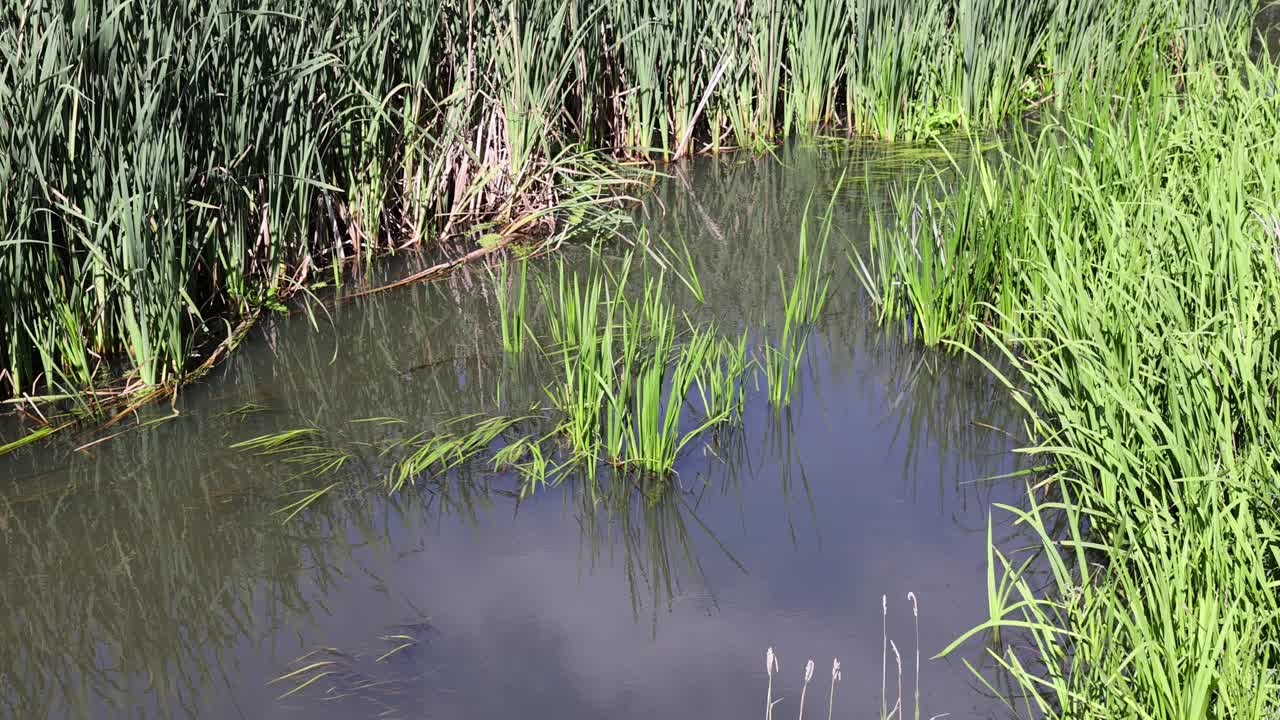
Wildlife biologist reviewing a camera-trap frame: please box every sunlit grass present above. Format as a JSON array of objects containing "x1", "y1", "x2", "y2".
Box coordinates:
[
  {"x1": 762, "y1": 192, "x2": 836, "y2": 409},
  {"x1": 865, "y1": 50, "x2": 1280, "y2": 719},
  {"x1": 537, "y1": 253, "x2": 752, "y2": 479},
  {"x1": 493, "y1": 258, "x2": 531, "y2": 355}
]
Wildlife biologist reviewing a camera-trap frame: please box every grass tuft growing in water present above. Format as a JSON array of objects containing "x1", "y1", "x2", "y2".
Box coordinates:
[
  {"x1": 762, "y1": 192, "x2": 836, "y2": 409},
  {"x1": 493, "y1": 259, "x2": 532, "y2": 356},
  {"x1": 538, "y1": 253, "x2": 750, "y2": 479}
]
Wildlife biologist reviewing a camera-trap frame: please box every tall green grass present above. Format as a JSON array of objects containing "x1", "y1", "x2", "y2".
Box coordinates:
[
  {"x1": 864, "y1": 51, "x2": 1280, "y2": 718},
  {"x1": 762, "y1": 194, "x2": 835, "y2": 408},
  {"x1": 0, "y1": 0, "x2": 1258, "y2": 404},
  {"x1": 538, "y1": 254, "x2": 748, "y2": 478}
]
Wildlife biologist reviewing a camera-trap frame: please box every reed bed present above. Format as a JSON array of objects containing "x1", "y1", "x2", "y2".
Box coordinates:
[
  {"x1": 860, "y1": 48, "x2": 1280, "y2": 718},
  {"x1": 0, "y1": 0, "x2": 1255, "y2": 408}
]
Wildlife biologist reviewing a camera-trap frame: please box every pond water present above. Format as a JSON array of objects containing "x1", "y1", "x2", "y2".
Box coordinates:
[{"x1": 0, "y1": 144, "x2": 1029, "y2": 720}]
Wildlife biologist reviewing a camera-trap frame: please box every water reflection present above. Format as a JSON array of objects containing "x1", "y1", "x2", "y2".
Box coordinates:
[{"x1": 1, "y1": 143, "x2": 1024, "y2": 719}]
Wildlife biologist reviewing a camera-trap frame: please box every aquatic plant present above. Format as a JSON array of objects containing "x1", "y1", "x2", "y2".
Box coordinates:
[
  {"x1": 540, "y1": 261, "x2": 618, "y2": 462},
  {"x1": 230, "y1": 427, "x2": 357, "y2": 520},
  {"x1": 493, "y1": 258, "x2": 531, "y2": 355},
  {"x1": 762, "y1": 193, "x2": 835, "y2": 408},
  {"x1": 694, "y1": 331, "x2": 751, "y2": 423},
  {"x1": 660, "y1": 233, "x2": 707, "y2": 304},
  {"x1": 799, "y1": 659, "x2": 815, "y2": 720},
  {"x1": 538, "y1": 254, "x2": 751, "y2": 479},
  {"x1": 388, "y1": 413, "x2": 535, "y2": 492},
  {"x1": 828, "y1": 659, "x2": 841, "y2": 720},
  {"x1": 764, "y1": 595, "x2": 921, "y2": 720},
  {"x1": 853, "y1": 163, "x2": 998, "y2": 346},
  {"x1": 268, "y1": 630, "x2": 431, "y2": 705},
  {"x1": 766, "y1": 647, "x2": 781, "y2": 720}
]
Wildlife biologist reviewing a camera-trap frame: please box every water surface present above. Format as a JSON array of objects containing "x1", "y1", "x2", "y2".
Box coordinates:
[{"x1": 0, "y1": 144, "x2": 1028, "y2": 720}]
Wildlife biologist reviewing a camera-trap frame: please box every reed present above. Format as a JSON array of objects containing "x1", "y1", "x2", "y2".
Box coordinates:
[
  {"x1": 1, "y1": 0, "x2": 1256, "y2": 408},
  {"x1": 763, "y1": 595, "x2": 922, "y2": 720}
]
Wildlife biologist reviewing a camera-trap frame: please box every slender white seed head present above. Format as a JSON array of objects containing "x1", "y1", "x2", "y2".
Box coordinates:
[
  {"x1": 766, "y1": 647, "x2": 779, "y2": 675},
  {"x1": 908, "y1": 591, "x2": 918, "y2": 618},
  {"x1": 882, "y1": 594, "x2": 887, "y2": 614},
  {"x1": 831, "y1": 658, "x2": 841, "y2": 682},
  {"x1": 805, "y1": 659, "x2": 815, "y2": 684}
]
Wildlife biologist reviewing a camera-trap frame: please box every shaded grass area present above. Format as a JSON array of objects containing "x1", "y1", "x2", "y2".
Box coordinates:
[
  {"x1": 0, "y1": 0, "x2": 1258, "y2": 416},
  {"x1": 859, "y1": 50, "x2": 1280, "y2": 717}
]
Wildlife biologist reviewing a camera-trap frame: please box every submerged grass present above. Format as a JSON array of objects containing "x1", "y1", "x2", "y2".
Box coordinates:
[
  {"x1": 0, "y1": 0, "x2": 1258, "y2": 413},
  {"x1": 863, "y1": 49, "x2": 1280, "y2": 718}
]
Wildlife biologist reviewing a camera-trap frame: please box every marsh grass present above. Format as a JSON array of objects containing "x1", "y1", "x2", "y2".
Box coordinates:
[
  {"x1": 268, "y1": 630, "x2": 432, "y2": 705},
  {"x1": 1, "y1": 0, "x2": 1258, "y2": 414},
  {"x1": 235, "y1": 243, "x2": 761, "y2": 502},
  {"x1": 230, "y1": 427, "x2": 360, "y2": 520},
  {"x1": 864, "y1": 49, "x2": 1280, "y2": 719},
  {"x1": 388, "y1": 413, "x2": 538, "y2": 493},
  {"x1": 852, "y1": 163, "x2": 1001, "y2": 346},
  {"x1": 493, "y1": 258, "x2": 531, "y2": 355}
]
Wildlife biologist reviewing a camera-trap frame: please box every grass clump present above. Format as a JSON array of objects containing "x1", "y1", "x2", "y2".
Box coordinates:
[
  {"x1": 538, "y1": 254, "x2": 750, "y2": 479},
  {"x1": 762, "y1": 194, "x2": 835, "y2": 409},
  {"x1": 864, "y1": 53, "x2": 1280, "y2": 718}
]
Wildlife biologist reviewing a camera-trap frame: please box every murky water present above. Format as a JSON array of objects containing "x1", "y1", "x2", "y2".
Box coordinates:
[{"x1": 0, "y1": 144, "x2": 1029, "y2": 719}]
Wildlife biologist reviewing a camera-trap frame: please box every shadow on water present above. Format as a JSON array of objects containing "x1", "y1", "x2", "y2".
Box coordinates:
[{"x1": 0, "y1": 143, "x2": 1031, "y2": 719}]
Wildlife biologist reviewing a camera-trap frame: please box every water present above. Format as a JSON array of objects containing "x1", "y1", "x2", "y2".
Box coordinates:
[{"x1": 0, "y1": 144, "x2": 1029, "y2": 720}]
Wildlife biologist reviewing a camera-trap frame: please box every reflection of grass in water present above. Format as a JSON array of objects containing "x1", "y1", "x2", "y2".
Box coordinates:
[
  {"x1": 269, "y1": 625, "x2": 434, "y2": 712},
  {"x1": 0, "y1": 455, "x2": 353, "y2": 717}
]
